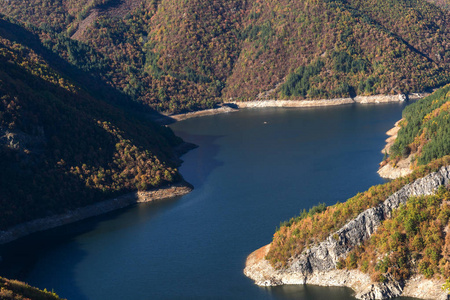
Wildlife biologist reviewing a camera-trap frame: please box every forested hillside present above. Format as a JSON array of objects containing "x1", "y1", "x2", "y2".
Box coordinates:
[
  {"x1": 1, "y1": 0, "x2": 450, "y2": 112},
  {"x1": 224, "y1": 0, "x2": 450, "y2": 100},
  {"x1": 341, "y1": 188, "x2": 450, "y2": 284},
  {"x1": 389, "y1": 84, "x2": 450, "y2": 166},
  {"x1": 263, "y1": 85, "x2": 450, "y2": 291},
  {"x1": 267, "y1": 156, "x2": 450, "y2": 268},
  {"x1": 0, "y1": 17, "x2": 184, "y2": 230}
]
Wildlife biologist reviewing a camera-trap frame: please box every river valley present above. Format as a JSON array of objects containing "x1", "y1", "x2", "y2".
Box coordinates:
[{"x1": 0, "y1": 103, "x2": 420, "y2": 299}]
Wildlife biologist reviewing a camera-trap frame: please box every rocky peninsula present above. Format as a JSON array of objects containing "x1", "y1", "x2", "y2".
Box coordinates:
[{"x1": 244, "y1": 165, "x2": 450, "y2": 300}]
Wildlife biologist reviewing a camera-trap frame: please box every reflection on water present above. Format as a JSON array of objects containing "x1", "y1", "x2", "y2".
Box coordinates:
[
  {"x1": 271, "y1": 285, "x2": 355, "y2": 300},
  {"x1": 0, "y1": 104, "x2": 421, "y2": 300},
  {"x1": 270, "y1": 285, "x2": 419, "y2": 300}
]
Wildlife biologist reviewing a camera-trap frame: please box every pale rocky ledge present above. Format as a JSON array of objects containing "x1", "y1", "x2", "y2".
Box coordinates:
[{"x1": 245, "y1": 165, "x2": 450, "y2": 300}]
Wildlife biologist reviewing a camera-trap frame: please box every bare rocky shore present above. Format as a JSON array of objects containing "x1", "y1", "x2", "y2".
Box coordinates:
[
  {"x1": 245, "y1": 245, "x2": 446, "y2": 300},
  {"x1": 244, "y1": 166, "x2": 450, "y2": 300},
  {"x1": 231, "y1": 97, "x2": 354, "y2": 108},
  {"x1": 169, "y1": 105, "x2": 238, "y2": 121},
  {"x1": 377, "y1": 120, "x2": 413, "y2": 179},
  {"x1": 156, "y1": 92, "x2": 428, "y2": 124},
  {"x1": 0, "y1": 181, "x2": 192, "y2": 244},
  {"x1": 231, "y1": 93, "x2": 427, "y2": 108}
]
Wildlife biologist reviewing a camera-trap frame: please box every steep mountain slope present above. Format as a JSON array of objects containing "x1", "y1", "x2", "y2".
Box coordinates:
[
  {"x1": 389, "y1": 85, "x2": 450, "y2": 165},
  {"x1": 1, "y1": 0, "x2": 450, "y2": 112},
  {"x1": 0, "y1": 17, "x2": 185, "y2": 230},
  {"x1": 246, "y1": 165, "x2": 450, "y2": 299},
  {"x1": 245, "y1": 86, "x2": 450, "y2": 298},
  {"x1": 0, "y1": 276, "x2": 63, "y2": 300},
  {"x1": 378, "y1": 84, "x2": 450, "y2": 179},
  {"x1": 225, "y1": 0, "x2": 450, "y2": 100}
]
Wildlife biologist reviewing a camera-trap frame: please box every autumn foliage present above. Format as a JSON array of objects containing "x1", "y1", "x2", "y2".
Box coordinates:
[
  {"x1": 389, "y1": 84, "x2": 450, "y2": 166},
  {"x1": 2, "y1": 0, "x2": 450, "y2": 112},
  {"x1": 266, "y1": 156, "x2": 450, "y2": 268},
  {"x1": 344, "y1": 187, "x2": 450, "y2": 283},
  {"x1": 0, "y1": 27, "x2": 182, "y2": 229}
]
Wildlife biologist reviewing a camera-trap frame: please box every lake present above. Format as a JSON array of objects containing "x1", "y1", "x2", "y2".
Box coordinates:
[{"x1": 0, "y1": 103, "x2": 419, "y2": 299}]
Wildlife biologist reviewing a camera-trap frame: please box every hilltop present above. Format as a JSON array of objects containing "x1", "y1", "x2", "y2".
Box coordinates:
[{"x1": 1, "y1": 0, "x2": 450, "y2": 113}]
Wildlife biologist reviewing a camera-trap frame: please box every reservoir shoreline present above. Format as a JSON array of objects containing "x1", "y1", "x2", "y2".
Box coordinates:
[
  {"x1": 377, "y1": 120, "x2": 413, "y2": 179},
  {"x1": 161, "y1": 92, "x2": 428, "y2": 124},
  {"x1": 245, "y1": 243, "x2": 447, "y2": 300},
  {"x1": 2, "y1": 103, "x2": 412, "y2": 299},
  {"x1": 0, "y1": 95, "x2": 423, "y2": 244},
  {"x1": 244, "y1": 166, "x2": 450, "y2": 299},
  {"x1": 0, "y1": 181, "x2": 192, "y2": 244}
]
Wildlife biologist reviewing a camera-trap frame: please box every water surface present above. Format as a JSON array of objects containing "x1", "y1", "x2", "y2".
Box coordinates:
[{"x1": 0, "y1": 103, "x2": 419, "y2": 299}]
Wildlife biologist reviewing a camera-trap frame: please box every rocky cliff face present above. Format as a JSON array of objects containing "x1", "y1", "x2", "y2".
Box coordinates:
[
  {"x1": 0, "y1": 127, "x2": 46, "y2": 154},
  {"x1": 245, "y1": 165, "x2": 450, "y2": 299}
]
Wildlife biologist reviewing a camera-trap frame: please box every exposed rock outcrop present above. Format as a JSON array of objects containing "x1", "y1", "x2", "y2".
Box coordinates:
[
  {"x1": 231, "y1": 98, "x2": 354, "y2": 108},
  {"x1": 0, "y1": 127, "x2": 46, "y2": 154},
  {"x1": 378, "y1": 159, "x2": 413, "y2": 179},
  {"x1": 245, "y1": 165, "x2": 450, "y2": 299},
  {"x1": 377, "y1": 120, "x2": 413, "y2": 179},
  {"x1": 353, "y1": 94, "x2": 407, "y2": 103},
  {"x1": 231, "y1": 93, "x2": 427, "y2": 109}
]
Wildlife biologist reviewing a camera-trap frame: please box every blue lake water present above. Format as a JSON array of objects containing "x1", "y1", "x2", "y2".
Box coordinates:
[{"x1": 0, "y1": 103, "x2": 419, "y2": 299}]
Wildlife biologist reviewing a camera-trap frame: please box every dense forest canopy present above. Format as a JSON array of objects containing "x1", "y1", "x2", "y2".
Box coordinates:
[
  {"x1": 1, "y1": 0, "x2": 450, "y2": 298},
  {"x1": 1, "y1": 0, "x2": 450, "y2": 113},
  {"x1": 0, "y1": 18, "x2": 183, "y2": 230},
  {"x1": 340, "y1": 188, "x2": 450, "y2": 283},
  {"x1": 389, "y1": 84, "x2": 450, "y2": 166}
]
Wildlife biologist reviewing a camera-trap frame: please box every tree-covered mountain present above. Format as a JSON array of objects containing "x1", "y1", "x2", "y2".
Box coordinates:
[
  {"x1": 389, "y1": 85, "x2": 450, "y2": 166},
  {"x1": 0, "y1": 0, "x2": 450, "y2": 298},
  {"x1": 257, "y1": 85, "x2": 450, "y2": 294},
  {"x1": 0, "y1": 16, "x2": 184, "y2": 230},
  {"x1": 1, "y1": 0, "x2": 450, "y2": 113}
]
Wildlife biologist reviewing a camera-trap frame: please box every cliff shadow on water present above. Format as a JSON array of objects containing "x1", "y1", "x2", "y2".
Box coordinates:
[
  {"x1": 0, "y1": 196, "x2": 183, "y2": 300},
  {"x1": 270, "y1": 284, "x2": 355, "y2": 299},
  {"x1": 0, "y1": 103, "x2": 413, "y2": 300},
  {"x1": 269, "y1": 285, "x2": 420, "y2": 300},
  {"x1": 170, "y1": 131, "x2": 224, "y2": 191}
]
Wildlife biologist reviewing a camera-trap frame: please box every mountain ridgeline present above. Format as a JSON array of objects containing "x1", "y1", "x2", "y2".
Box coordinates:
[
  {"x1": 0, "y1": 18, "x2": 184, "y2": 230},
  {"x1": 1, "y1": 0, "x2": 450, "y2": 113},
  {"x1": 1, "y1": 0, "x2": 450, "y2": 299}
]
